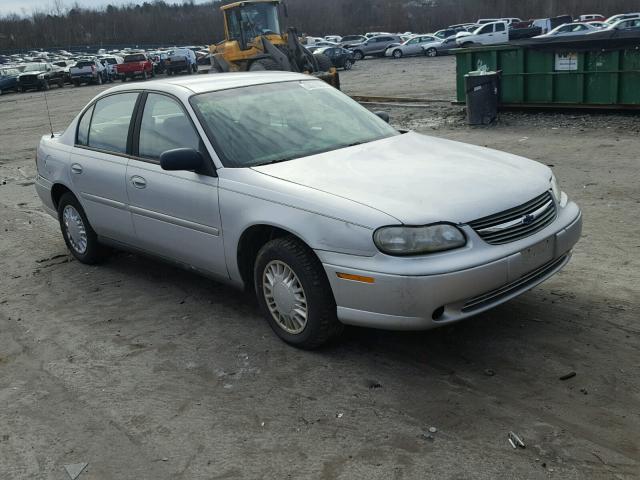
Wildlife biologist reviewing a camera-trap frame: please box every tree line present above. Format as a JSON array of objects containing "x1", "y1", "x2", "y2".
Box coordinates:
[{"x1": 1, "y1": 0, "x2": 639, "y2": 51}]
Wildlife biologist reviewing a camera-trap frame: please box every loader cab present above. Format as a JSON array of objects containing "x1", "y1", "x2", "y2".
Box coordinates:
[{"x1": 223, "y1": 1, "x2": 282, "y2": 50}]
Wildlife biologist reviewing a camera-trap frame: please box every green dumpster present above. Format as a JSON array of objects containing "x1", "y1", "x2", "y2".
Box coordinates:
[{"x1": 455, "y1": 42, "x2": 640, "y2": 109}]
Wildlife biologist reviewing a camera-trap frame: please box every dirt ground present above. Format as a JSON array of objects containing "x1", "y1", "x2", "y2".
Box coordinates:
[{"x1": 1, "y1": 56, "x2": 639, "y2": 479}]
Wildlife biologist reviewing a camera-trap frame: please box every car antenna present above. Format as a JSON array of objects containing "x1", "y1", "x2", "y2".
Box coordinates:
[{"x1": 43, "y1": 89, "x2": 54, "y2": 138}]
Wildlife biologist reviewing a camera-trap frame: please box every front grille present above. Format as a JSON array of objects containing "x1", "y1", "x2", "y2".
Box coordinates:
[
  {"x1": 19, "y1": 74, "x2": 39, "y2": 85},
  {"x1": 462, "y1": 253, "x2": 569, "y2": 312},
  {"x1": 469, "y1": 191, "x2": 557, "y2": 245}
]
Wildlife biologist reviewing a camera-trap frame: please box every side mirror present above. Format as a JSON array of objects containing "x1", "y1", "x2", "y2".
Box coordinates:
[
  {"x1": 160, "y1": 148, "x2": 203, "y2": 171},
  {"x1": 374, "y1": 111, "x2": 390, "y2": 123}
]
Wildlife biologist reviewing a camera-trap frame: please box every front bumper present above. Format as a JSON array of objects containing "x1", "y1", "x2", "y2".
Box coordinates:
[{"x1": 319, "y1": 203, "x2": 582, "y2": 330}]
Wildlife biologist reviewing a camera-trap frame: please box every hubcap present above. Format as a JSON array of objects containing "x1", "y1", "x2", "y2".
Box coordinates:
[
  {"x1": 262, "y1": 260, "x2": 308, "y2": 334},
  {"x1": 63, "y1": 205, "x2": 88, "y2": 254}
]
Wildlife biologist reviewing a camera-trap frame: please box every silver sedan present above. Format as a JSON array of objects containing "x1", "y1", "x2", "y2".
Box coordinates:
[{"x1": 35, "y1": 73, "x2": 582, "y2": 348}]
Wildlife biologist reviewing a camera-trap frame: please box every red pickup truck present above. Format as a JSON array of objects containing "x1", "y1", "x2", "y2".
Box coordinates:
[{"x1": 116, "y1": 53, "x2": 154, "y2": 81}]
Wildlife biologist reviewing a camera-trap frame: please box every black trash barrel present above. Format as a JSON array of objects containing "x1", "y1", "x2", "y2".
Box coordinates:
[{"x1": 464, "y1": 71, "x2": 500, "y2": 125}]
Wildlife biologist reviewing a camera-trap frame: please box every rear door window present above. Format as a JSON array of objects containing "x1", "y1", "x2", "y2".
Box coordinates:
[{"x1": 87, "y1": 93, "x2": 138, "y2": 154}]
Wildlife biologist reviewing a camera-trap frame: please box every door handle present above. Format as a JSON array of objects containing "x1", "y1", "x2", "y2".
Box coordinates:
[
  {"x1": 130, "y1": 176, "x2": 147, "y2": 189},
  {"x1": 70, "y1": 163, "x2": 83, "y2": 174}
]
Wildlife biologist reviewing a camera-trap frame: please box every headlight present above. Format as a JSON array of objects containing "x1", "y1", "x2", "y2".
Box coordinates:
[
  {"x1": 550, "y1": 173, "x2": 561, "y2": 202},
  {"x1": 374, "y1": 224, "x2": 466, "y2": 255},
  {"x1": 37, "y1": 73, "x2": 45, "y2": 79}
]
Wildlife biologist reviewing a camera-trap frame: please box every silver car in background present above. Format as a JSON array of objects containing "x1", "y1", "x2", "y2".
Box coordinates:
[{"x1": 35, "y1": 73, "x2": 582, "y2": 349}]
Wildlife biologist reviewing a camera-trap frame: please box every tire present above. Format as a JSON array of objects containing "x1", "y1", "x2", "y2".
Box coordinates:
[
  {"x1": 461, "y1": 42, "x2": 473, "y2": 48},
  {"x1": 343, "y1": 59, "x2": 353, "y2": 70},
  {"x1": 425, "y1": 47, "x2": 438, "y2": 57},
  {"x1": 96, "y1": 74, "x2": 103, "y2": 85},
  {"x1": 187, "y1": 66, "x2": 193, "y2": 75},
  {"x1": 57, "y1": 193, "x2": 108, "y2": 264},
  {"x1": 42, "y1": 81, "x2": 50, "y2": 91},
  {"x1": 254, "y1": 236, "x2": 342, "y2": 349},
  {"x1": 248, "y1": 58, "x2": 281, "y2": 71},
  {"x1": 392, "y1": 49, "x2": 402, "y2": 59},
  {"x1": 142, "y1": 71, "x2": 148, "y2": 80},
  {"x1": 121, "y1": 76, "x2": 127, "y2": 82},
  {"x1": 314, "y1": 53, "x2": 333, "y2": 72},
  {"x1": 58, "y1": 79, "x2": 64, "y2": 88},
  {"x1": 73, "y1": 80, "x2": 80, "y2": 87},
  {"x1": 352, "y1": 50, "x2": 364, "y2": 61}
]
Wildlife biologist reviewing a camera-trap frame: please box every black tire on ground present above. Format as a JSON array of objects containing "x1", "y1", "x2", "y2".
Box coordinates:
[
  {"x1": 57, "y1": 193, "x2": 108, "y2": 265},
  {"x1": 187, "y1": 66, "x2": 193, "y2": 75},
  {"x1": 42, "y1": 81, "x2": 50, "y2": 91},
  {"x1": 96, "y1": 75, "x2": 103, "y2": 85},
  {"x1": 392, "y1": 49, "x2": 402, "y2": 59},
  {"x1": 142, "y1": 71, "x2": 148, "y2": 80},
  {"x1": 461, "y1": 42, "x2": 474, "y2": 48},
  {"x1": 344, "y1": 59, "x2": 353, "y2": 70},
  {"x1": 425, "y1": 47, "x2": 438, "y2": 57},
  {"x1": 314, "y1": 53, "x2": 333, "y2": 72},
  {"x1": 73, "y1": 80, "x2": 80, "y2": 87},
  {"x1": 254, "y1": 236, "x2": 343, "y2": 349},
  {"x1": 121, "y1": 76, "x2": 127, "y2": 82},
  {"x1": 248, "y1": 58, "x2": 281, "y2": 71},
  {"x1": 353, "y1": 50, "x2": 364, "y2": 61},
  {"x1": 58, "y1": 79, "x2": 64, "y2": 88}
]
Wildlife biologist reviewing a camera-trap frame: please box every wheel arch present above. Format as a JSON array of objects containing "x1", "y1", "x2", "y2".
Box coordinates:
[
  {"x1": 51, "y1": 182, "x2": 74, "y2": 210},
  {"x1": 236, "y1": 223, "x2": 315, "y2": 290}
]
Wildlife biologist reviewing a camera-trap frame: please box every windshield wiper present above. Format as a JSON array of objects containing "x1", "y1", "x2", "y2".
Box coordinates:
[{"x1": 254, "y1": 157, "x2": 295, "y2": 166}]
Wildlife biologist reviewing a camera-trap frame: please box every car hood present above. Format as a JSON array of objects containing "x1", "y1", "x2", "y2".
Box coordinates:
[
  {"x1": 19, "y1": 69, "x2": 47, "y2": 76},
  {"x1": 456, "y1": 31, "x2": 472, "y2": 38},
  {"x1": 251, "y1": 132, "x2": 551, "y2": 226}
]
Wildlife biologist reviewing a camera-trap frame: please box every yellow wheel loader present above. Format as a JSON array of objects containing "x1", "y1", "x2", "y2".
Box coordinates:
[{"x1": 209, "y1": 0, "x2": 340, "y2": 88}]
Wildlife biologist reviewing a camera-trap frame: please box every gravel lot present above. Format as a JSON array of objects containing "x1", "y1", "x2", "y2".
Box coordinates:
[{"x1": 1, "y1": 56, "x2": 639, "y2": 479}]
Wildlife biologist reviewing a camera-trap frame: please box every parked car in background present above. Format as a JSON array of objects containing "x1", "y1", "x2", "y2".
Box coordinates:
[
  {"x1": 532, "y1": 15, "x2": 573, "y2": 34},
  {"x1": 340, "y1": 35, "x2": 367, "y2": 48},
  {"x1": 35, "y1": 73, "x2": 582, "y2": 348},
  {"x1": 588, "y1": 21, "x2": 608, "y2": 29},
  {"x1": 434, "y1": 28, "x2": 466, "y2": 39},
  {"x1": 101, "y1": 56, "x2": 124, "y2": 82},
  {"x1": 477, "y1": 18, "x2": 500, "y2": 25},
  {"x1": 116, "y1": 53, "x2": 154, "y2": 81},
  {"x1": 384, "y1": 35, "x2": 439, "y2": 58},
  {"x1": 52, "y1": 60, "x2": 76, "y2": 84},
  {"x1": 422, "y1": 36, "x2": 458, "y2": 57},
  {"x1": 0, "y1": 68, "x2": 20, "y2": 94},
  {"x1": 303, "y1": 36, "x2": 324, "y2": 45},
  {"x1": 324, "y1": 35, "x2": 342, "y2": 43},
  {"x1": 166, "y1": 48, "x2": 198, "y2": 75},
  {"x1": 17, "y1": 63, "x2": 65, "y2": 92},
  {"x1": 364, "y1": 31, "x2": 392, "y2": 38},
  {"x1": 605, "y1": 13, "x2": 640, "y2": 24},
  {"x1": 306, "y1": 41, "x2": 339, "y2": 53},
  {"x1": 534, "y1": 22, "x2": 599, "y2": 38},
  {"x1": 577, "y1": 14, "x2": 604, "y2": 22},
  {"x1": 313, "y1": 47, "x2": 355, "y2": 70},
  {"x1": 456, "y1": 21, "x2": 509, "y2": 46},
  {"x1": 350, "y1": 35, "x2": 403, "y2": 60},
  {"x1": 597, "y1": 17, "x2": 640, "y2": 32},
  {"x1": 449, "y1": 23, "x2": 477, "y2": 30},
  {"x1": 70, "y1": 59, "x2": 107, "y2": 86}
]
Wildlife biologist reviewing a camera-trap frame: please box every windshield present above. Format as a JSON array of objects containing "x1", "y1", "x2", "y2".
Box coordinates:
[
  {"x1": 124, "y1": 54, "x2": 145, "y2": 62},
  {"x1": 226, "y1": 3, "x2": 281, "y2": 47},
  {"x1": 191, "y1": 81, "x2": 399, "y2": 168},
  {"x1": 23, "y1": 64, "x2": 45, "y2": 72}
]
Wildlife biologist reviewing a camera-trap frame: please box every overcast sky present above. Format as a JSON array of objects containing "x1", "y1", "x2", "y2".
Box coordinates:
[{"x1": 0, "y1": 0, "x2": 211, "y2": 16}]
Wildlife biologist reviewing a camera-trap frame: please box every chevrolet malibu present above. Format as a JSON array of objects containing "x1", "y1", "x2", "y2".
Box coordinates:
[{"x1": 35, "y1": 73, "x2": 582, "y2": 348}]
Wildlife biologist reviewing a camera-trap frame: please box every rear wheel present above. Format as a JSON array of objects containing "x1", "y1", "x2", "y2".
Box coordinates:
[
  {"x1": 425, "y1": 47, "x2": 438, "y2": 57},
  {"x1": 352, "y1": 50, "x2": 364, "y2": 60},
  {"x1": 344, "y1": 59, "x2": 353, "y2": 70},
  {"x1": 254, "y1": 236, "x2": 342, "y2": 349},
  {"x1": 248, "y1": 58, "x2": 281, "y2": 71},
  {"x1": 57, "y1": 193, "x2": 108, "y2": 264},
  {"x1": 392, "y1": 49, "x2": 403, "y2": 59},
  {"x1": 314, "y1": 53, "x2": 333, "y2": 72},
  {"x1": 142, "y1": 71, "x2": 148, "y2": 80}
]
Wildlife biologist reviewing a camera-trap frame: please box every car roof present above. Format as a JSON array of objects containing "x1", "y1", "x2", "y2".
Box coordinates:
[{"x1": 98, "y1": 71, "x2": 311, "y2": 97}]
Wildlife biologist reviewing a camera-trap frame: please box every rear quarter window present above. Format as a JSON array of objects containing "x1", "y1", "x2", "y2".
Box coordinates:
[{"x1": 76, "y1": 105, "x2": 94, "y2": 146}]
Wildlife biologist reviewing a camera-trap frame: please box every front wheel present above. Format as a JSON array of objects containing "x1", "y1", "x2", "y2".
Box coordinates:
[
  {"x1": 352, "y1": 50, "x2": 364, "y2": 61},
  {"x1": 392, "y1": 49, "x2": 402, "y2": 59},
  {"x1": 425, "y1": 47, "x2": 438, "y2": 57},
  {"x1": 254, "y1": 236, "x2": 342, "y2": 349},
  {"x1": 57, "y1": 193, "x2": 108, "y2": 264}
]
